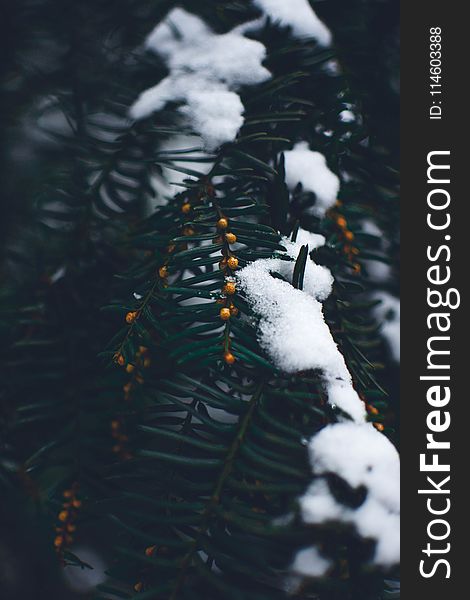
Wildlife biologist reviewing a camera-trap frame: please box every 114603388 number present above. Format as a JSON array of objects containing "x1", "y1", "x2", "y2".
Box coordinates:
[{"x1": 429, "y1": 27, "x2": 442, "y2": 91}]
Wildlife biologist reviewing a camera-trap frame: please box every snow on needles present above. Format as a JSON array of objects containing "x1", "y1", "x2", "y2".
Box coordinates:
[
  {"x1": 237, "y1": 228, "x2": 365, "y2": 423},
  {"x1": 301, "y1": 423, "x2": 400, "y2": 567},
  {"x1": 283, "y1": 142, "x2": 340, "y2": 218},
  {"x1": 292, "y1": 546, "x2": 332, "y2": 578},
  {"x1": 253, "y1": 0, "x2": 332, "y2": 46},
  {"x1": 130, "y1": 8, "x2": 271, "y2": 150},
  {"x1": 237, "y1": 228, "x2": 400, "y2": 572}
]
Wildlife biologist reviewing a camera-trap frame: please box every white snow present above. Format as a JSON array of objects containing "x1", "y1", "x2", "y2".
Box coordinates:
[
  {"x1": 339, "y1": 109, "x2": 355, "y2": 123},
  {"x1": 283, "y1": 143, "x2": 340, "y2": 218},
  {"x1": 238, "y1": 227, "x2": 400, "y2": 571},
  {"x1": 300, "y1": 423, "x2": 400, "y2": 567},
  {"x1": 371, "y1": 292, "x2": 400, "y2": 363},
  {"x1": 130, "y1": 8, "x2": 271, "y2": 150},
  {"x1": 253, "y1": 0, "x2": 332, "y2": 46},
  {"x1": 292, "y1": 546, "x2": 332, "y2": 577},
  {"x1": 237, "y1": 229, "x2": 366, "y2": 422}
]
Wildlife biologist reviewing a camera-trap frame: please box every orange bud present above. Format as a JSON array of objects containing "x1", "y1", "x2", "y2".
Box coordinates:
[
  {"x1": 217, "y1": 217, "x2": 229, "y2": 230},
  {"x1": 225, "y1": 232, "x2": 237, "y2": 244},
  {"x1": 352, "y1": 263, "x2": 361, "y2": 273},
  {"x1": 223, "y1": 282, "x2": 236, "y2": 295},
  {"x1": 181, "y1": 202, "x2": 191, "y2": 214},
  {"x1": 145, "y1": 545, "x2": 157, "y2": 557},
  {"x1": 219, "y1": 308, "x2": 231, "y2": 321},
  {"x1": 223, "y1": 352, "x2": 236, "y2": 365},
  {"x1": 125, "y1": 311, "x2": 138, "y2": 324},
  {"x1": 227, "y1": 256, "x2": 239, "y2": 270}
]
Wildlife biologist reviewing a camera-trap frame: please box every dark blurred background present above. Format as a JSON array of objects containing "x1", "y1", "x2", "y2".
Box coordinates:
[{"x1": 0, "y1": 1, "x2": 399, "y2": 598}]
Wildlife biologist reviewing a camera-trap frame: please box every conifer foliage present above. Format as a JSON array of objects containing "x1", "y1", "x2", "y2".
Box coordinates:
[{"x1": 0, "y1": 1, "x2": 399, "y2": 599}]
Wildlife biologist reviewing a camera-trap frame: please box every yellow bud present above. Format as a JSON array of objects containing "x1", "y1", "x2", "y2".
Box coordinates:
[
  {"x1": 223, "y1": 282, "x2": 236, "y2": 295},
  {"x1": 223, "y1": 351, "x2": 236, "y2": 365},
  {"x1": 219, "y1": 308, "x2": 231, "y2": 321},
  {"x1": 225, "y1": 232, "x2": 237, "y2": 244},
  {"x1": 145, "y1": 545, "x2": 157, "y2": 557},
  {"x1": 125, "y1": 311, "x2": 138, "y2": 324},
  {"x1": 227, "y1": 257, "x2": 239, "y2": 270}
]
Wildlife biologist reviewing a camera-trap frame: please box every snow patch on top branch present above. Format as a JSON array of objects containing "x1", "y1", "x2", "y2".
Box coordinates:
[
  {"x1": 283, "y1": 142, "x2": 340, "y2": 218},
  {"x1": 130, "y1": 8, "x2": 271, "y2": 150},
  {"x1": 253, "y1": 0, "x2": 332, "y2": 46}
]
